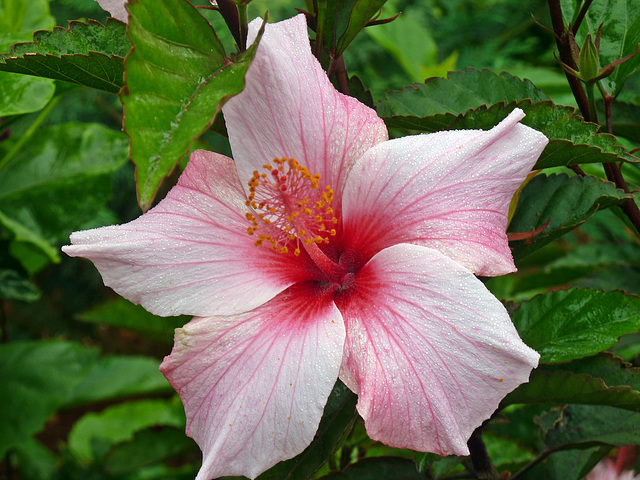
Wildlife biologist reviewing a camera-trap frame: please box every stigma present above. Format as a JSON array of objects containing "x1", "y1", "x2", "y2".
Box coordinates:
[{"x1": 245, "y1": 157, "x2": 338, "y2": 256}]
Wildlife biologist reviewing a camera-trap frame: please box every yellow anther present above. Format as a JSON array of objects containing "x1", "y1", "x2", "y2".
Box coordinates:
[{"x1": 244, "y1": 157, "x2": 337, "y2": 256}]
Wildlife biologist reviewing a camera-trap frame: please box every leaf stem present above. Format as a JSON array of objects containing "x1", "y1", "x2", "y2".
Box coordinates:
[
  {"x1": 585, "y1": 82, "x2": 598, "y2": 124},
  {"x1": 547, "y1": 0, "x2": 591, "y2": 120},
  {"x1": 0, "y1": 95, "x2": 61, "y2": 174},
  {"x1": 237, "y1": 3, "x2": 249, "y2": 52}
]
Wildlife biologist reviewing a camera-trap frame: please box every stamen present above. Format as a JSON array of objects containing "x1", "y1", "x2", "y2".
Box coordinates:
[{"x1": 245, "y1": 157, "x2": 338, "y2": 258}]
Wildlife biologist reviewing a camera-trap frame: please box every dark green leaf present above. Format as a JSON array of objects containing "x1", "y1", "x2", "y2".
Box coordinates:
[
  {"x1": 0, "y1": 19, "x2": 129, "y2": 93},
  {"x1": 104, "y1": 427, "x2": 196, "y2": 475},
  {"x1": 0, "y1": 242, "x2": 39, "y2": 301},
  {"x1": 66, "y1": 355, "x2": 173, "y2": 407},
  {"x1": 68, "y1": 397, "x2": 185, "y2": 464},
  {"x1": 509, "y1": 174, "x2": 630, "y2": 261},
  {"x1": 123, "y1": 0, "x2": 262, "y2": 211},
  {"x1": 0, "y1": 268, "x2": 38, "y2": 301},
  {"x1": 317, "y1": 0, "x2": 388, "y2": 57},
  {"x1": 321, "y1": 457, "x2": 422, "y2": 480},
  {"x1": 376, "y1": 69, "x2": 637, "y2": 166},
  {"x1": 258, "y1": 380, "x2": 357, "y2": 480},
  {"x1": 76, "y1": 297, "x2": 188, "y2": 344},
  {"x1": 545, "y1": 404, "x2": 640, "y2": 449},
  {"x1": 0, "y1": 123, "x2": 129, "y2": 247},
  {"x1": 0, "y1": 340, "x2": 99, "y2": 457},
  {"x1": 450, "y1": 102, "x2": 638, "y2": 168},
  {"x1": 376, "y1": 68, "x2": 548, "y2": 130},
  {"x1": 597, "y1": 100, "x2": 640, "y2": 142},
  {"x1": 504, "y1": 354, "x2": 640, "y2": 411},
  {"x1": 511, "y1": 289, "x2": 640, "y2": 363},
  {"x1": 544, "y1": 445, "x2": 611, "y2": 480}
]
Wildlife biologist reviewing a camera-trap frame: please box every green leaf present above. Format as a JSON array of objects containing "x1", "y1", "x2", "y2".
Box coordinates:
[
  {"x1": 546, "y1": 446, "x2": 611, "y2": 480},
  {"x1": 376, "y1": 69, "x2": 637, "y2": 166},
  {"x1": 376, "y1": 68, "x2": 549, "y2": 128},
  {"x1": 68, "y1": 397, "x2": 185, "y2": 464},
  {"x1": 0, "y1": 72, "x2": 54, "y2": 115},
  {"x1": 511, "y1": 289, "x2": 640, "y2": 363},
  {"x1": 77, "y1": 297, "x2": 188, "y2": 343},
  {"x1": 66, "y1": 355, "x2": 173, "y2": 407},
  {"x1": 321, "y1": 457, "x2": 423, "y2": 479},
  {"x1": 509, "y1": 174, "x2": 630, "y2": 261},
  {"x1": 123, "y1": 0, "x2": 263, "y2": 211},
  {"x1": 0, "y1": 0, "x2": 55, "y2": 52},
  {"x1": 0, "y1": 241, "x2": 39, "y2": 301},
  {"x1": 544, "y1": 404, "x2": 640, "y2": 449},
  {"x1": 258, "y1": 380, "x2": 357, "y2": 480},
  {"x1": 0, "y1": 19, "x2": 129, "y2": 94},
  {"x1": 363, "y1": 4, "x2": 437, "y2": 83},
  {"x1": 0, "y1": 268, "x2": 38, "y2": 302},
  {"x1": 580, "y1": 0, "x2": 640, "y2": 96},
  {"x1": 0, "y1": 123, "x2": 129, "y2": 245},
  {"x1": 318, "y1": 0, "x2": 388, "y2": 57},
  {"x1": 10, "y1": 437, "x2": 58, "y2": 480},
  {"x1": 104, "y1": 427, "x2": 196, "y2": 475},
  {"x1": 504, "y1": 354, "x2": 640, "y2": 412},
  {"x1": 0, "y1": 340, "x2": 99, "y2": 457},
  {"x1": 450, "y1": 102, "x2": 638, "y2": 168}
]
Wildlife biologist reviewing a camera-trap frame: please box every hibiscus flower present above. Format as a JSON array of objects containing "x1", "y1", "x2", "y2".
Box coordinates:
[{"x1": 64, "y1": 14, "x2": 548, "y2": 480}]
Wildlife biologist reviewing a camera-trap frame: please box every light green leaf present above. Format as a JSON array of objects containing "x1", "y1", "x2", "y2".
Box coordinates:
[
  {"x1": 0, "y1": 72, "x2": 54, "y2": 115},
  {"x1": 0, "y1": 340, "x2": 99, "y2": 457},
  {"x1": 509, "y1": 174, "x2": 630, "y2": 261},
  {"x1": 511, "y1": 289, "x2": 640, "y2": 363},
  {"x1": 579, "y1": 0, "x2": 640, "y2": 96},
  {"x1": 77, "y1": 297, "x2": 188, "y2": 343},
  {"x1": 0, "y1": 0, "x2": 55, "y2": 52},
  {"x1": 123, "y1": 0, "x2": 263, "y2": 211},
  {"x1": 0, "y1": 123, "x2": 128, "y2": 246},
  {"x1": 66, "y1": 355, "x2": 173, "y2": 407},
  {"x1": 68, "y1": 397, "x2": 185, "y2": 464}
]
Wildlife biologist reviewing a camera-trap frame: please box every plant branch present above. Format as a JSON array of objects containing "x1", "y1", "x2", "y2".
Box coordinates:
[
  {"x1": 463, "y1": 427, "x2": 500, "y2": 480},
  {"x1": 547, "y1": 0, "x2": 591, "y2": 120},
  {"x1": 510, "y1": 448, "x2": 554, "y2": 480}
]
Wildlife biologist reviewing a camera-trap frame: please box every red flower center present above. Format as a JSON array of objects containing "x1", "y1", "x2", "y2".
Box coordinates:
[{"x1": 246, "y1": 157, "x2": 347, "y2": 282}]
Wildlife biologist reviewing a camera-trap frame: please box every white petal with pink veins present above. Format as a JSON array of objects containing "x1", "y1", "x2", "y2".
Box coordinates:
[
  {"x1": 160, "y1": 284, "x2": 345, "y2": 479},
  {"x1": 341, "y1": 108, "x2": 548, "y2": 276},
  {"x1": 223, "y1": 15, "x2": 388, "y2": 210},
  {"x1": 63, "y1": 150, "x2": 312, "y2": 317},
  {"x1": 95, "y1": 0, "x2": 127, "y2": 22},
  {"x1": 336, "y1": 243, "x2": 539, "y2": 455}
]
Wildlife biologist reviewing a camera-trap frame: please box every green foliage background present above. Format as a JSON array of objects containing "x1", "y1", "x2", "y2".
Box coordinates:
[{"x1": 1, "y1": 0, "x2": 640, "y2": 479}]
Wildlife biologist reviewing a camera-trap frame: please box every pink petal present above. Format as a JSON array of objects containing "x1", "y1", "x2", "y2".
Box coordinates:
[
  {"x1": 160, "y1": 283, "x2": 345, "y2": 480},
  {"x1": 63, "y1": 150, "x2": 311, "y2": 317},
  {"x1": 341, "y1": 109, "x2": 548, "y2": 276},
  {"x1": 336, "y1": 243, "x2": 539, "y2": 455},
  {"x1": 94, "y1": 0, "x2": 127, "y2": 22},
  {"x1": 223, "y1": 15, "x2": 388, "y2": 211}
]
